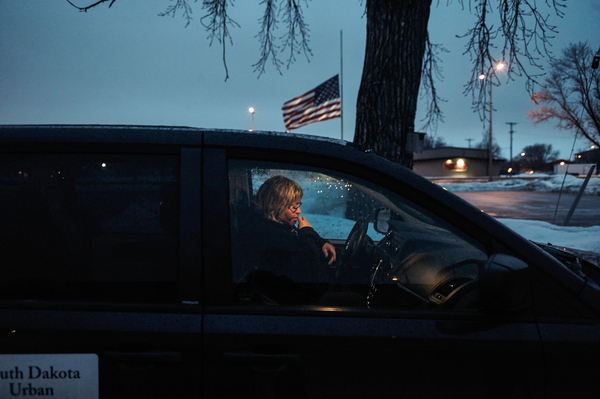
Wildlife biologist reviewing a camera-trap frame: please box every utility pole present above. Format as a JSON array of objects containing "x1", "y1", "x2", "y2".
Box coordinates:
[
  {"x1": 488, "y1": 82, "x2": 493, "y2": 181},
  {"x1": 465, "y1": 138, "x2": 474, "y2": 148},
  {"x1": 506, "y1": 122, "x2": 517, "y2": 174}
]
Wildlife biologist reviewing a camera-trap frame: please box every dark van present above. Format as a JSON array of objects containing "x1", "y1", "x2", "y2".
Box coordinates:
[{"x1": 1, "y1": 125, "x2": 599, "y2": 398}]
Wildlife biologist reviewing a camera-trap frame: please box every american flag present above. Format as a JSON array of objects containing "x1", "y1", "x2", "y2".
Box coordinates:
[{"x1": 282, "y1": 75, "x2": 341, "y2": 130}]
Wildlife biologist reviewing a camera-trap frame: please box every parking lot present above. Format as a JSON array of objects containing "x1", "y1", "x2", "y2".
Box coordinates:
[{"x1": 455, "y1": 191, "x2": 600, "y2": 227}]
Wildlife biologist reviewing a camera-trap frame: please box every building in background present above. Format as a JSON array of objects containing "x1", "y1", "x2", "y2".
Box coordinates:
[
  {"x1": 553, "y1": 162, "x2": 597, "y2": 176},
  {"x1": 575, "y1": 147, "x2": 600, "y2": 166},
  {"x1": 548, "y1": 147, "x2": 600, "y2": 176},
  {"x1": 413, "y1": 147, "x2": 505, "y2": 178}
]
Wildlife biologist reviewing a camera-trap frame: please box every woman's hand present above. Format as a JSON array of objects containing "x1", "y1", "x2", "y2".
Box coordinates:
[
  {"x1": 297, "y1": 216, "x2": 312, "y2": 229},
  {"x1": 322, "y1": 243, "x2": 337, "y2": 265}
]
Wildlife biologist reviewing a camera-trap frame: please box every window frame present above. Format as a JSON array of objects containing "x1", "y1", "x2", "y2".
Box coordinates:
[
  {"x1": 203, "y1": 147, "x2": 495, "y2": 315},
  {"x1": 0, "y1": 142, "x2": 203, "y2": 311}
]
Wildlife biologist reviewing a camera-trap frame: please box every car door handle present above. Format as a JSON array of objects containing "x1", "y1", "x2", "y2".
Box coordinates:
[{"x1": 104, "y1": 350, "x2": 183, "y2": 364}]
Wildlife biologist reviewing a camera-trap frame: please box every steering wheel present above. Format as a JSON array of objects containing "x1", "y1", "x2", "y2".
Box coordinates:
[{"x1": 339, "y1": 218, "x2": 369, "y2": 265}]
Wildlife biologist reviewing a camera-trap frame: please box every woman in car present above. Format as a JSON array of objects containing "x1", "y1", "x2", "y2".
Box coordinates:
[{"x1": 236, "y1": 175, "x2": 336, "y2": 303}]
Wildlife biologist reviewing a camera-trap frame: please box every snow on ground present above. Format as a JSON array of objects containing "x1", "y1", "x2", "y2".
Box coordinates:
[
  {"x1": 439, "y1": 174, "x2": 600, "y2": 254},
  {"x1": 441, "y1": 173, "x2": 600, "y2": 195},
  {"x1": 498, "y1": 218, "x2": 600, "y2": 254}
]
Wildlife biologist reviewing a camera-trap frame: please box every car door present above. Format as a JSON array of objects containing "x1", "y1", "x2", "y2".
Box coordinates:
[
  {"x1": 201, "y1": 146, "x2": 545, "y2": 399},
  {"x1": 530, "y1": 254, "x2": 600, "y2": 399},
  {"x1": 0, "y1": 141, "x2": 203, "y2": 398}
]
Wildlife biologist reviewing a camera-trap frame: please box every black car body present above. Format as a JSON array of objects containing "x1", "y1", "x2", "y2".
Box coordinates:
[{"x1": 1, "y1": 125, "x2": 599, "y2": 398}]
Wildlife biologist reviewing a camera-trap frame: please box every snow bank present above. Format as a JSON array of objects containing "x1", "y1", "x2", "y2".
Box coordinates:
[{"x1": 440, "y1": 174, "x2": 600, "y2": 195}]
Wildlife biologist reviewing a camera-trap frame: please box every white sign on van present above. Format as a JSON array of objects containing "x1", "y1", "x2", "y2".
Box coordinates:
[{"x1": 0, "y1": 354, "x2": 98, "y2": 398}]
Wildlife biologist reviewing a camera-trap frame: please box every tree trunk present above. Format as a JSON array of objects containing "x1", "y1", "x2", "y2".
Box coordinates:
[{"x1": 354, "y1": 0, "x2": 432, "y2": 168}]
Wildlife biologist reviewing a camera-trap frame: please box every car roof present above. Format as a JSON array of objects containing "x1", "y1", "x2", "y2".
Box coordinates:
[
  {"x1": 0, "y1": 124, "x2": 206, "y2": 145},
  {"x1": 0, "y1": 124, "x2": 348, "y2": 145}
]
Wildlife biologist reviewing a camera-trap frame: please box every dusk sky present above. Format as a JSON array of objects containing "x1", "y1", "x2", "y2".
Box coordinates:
[{"x1": 2, "y1": 1, "x2": 599, "y2": 159}]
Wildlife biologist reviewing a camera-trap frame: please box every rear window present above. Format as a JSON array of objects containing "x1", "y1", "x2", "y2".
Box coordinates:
[{"x1": 0, "y1": 153, "x2": 179, "y2": 303}]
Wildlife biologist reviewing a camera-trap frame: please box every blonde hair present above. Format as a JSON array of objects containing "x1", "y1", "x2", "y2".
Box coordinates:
[{"x1": 255, "y1": 175, "x2": 303, "y2": 222}]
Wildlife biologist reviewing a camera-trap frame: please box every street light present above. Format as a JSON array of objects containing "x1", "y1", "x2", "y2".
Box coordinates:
[
  {"x1": 478, "y1": 62, "x2": 506, "y2": 181},
  {"x1": 248, "y1": 107, "x2": 255, "y2": 131}
]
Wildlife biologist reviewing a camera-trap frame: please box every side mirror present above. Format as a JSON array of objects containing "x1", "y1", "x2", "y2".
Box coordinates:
[
  {"x1": 479, "y1": 254, "x2": 530, "y2": 313},
  {"x1": 374, "y1": 208, "x2": 390, "y2": 234}
]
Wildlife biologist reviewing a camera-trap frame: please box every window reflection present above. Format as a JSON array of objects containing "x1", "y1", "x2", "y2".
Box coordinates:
[{"x1": 0, "y1": 154, "x2": 179, "y2": 303}]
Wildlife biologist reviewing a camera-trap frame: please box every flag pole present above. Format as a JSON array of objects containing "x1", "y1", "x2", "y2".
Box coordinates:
[{"x1": 340, "y1": 30, "x2": 344, "y2": 141}]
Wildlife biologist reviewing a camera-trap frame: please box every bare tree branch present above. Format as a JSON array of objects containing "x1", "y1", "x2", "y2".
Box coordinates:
[
  {"x1": 252, "y1": 0, "x2": 282, "y2": 76},
  {"x1": 66, "y1": 0, "x2": 116, "y2": 12},
  {"x1": 527, "y1": 42, "x2": 600, "y2": 147},
  {"x1": 159, "y1": 0, "x2": 194, "y2": 27},
  {"x1": 279, "y1": 0, "x2": 312, "y2": 69},
  {"x1": 200, "y1": 0, "x2": 240, "y2": 82},
  {"x1": 418, "y1": 33, "x2": 448, "y2": 132},
  {"x1": 252, "y1": 0, "x2": 313, "y2": 78},
  {"x1": 64, "y1": 0, "x2": 314, "y2": 81},
  {"x1": 458, "y1": 0, "x2": 565, "y2": 126}
]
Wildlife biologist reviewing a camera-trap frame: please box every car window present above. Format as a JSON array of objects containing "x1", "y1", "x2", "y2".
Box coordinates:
[
  {"x1": 0, "y1": 153, "x2": 179, "y2": 303},
  {"x1": 229, "y1": 160, "x2": 488, "y2": 310}
]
